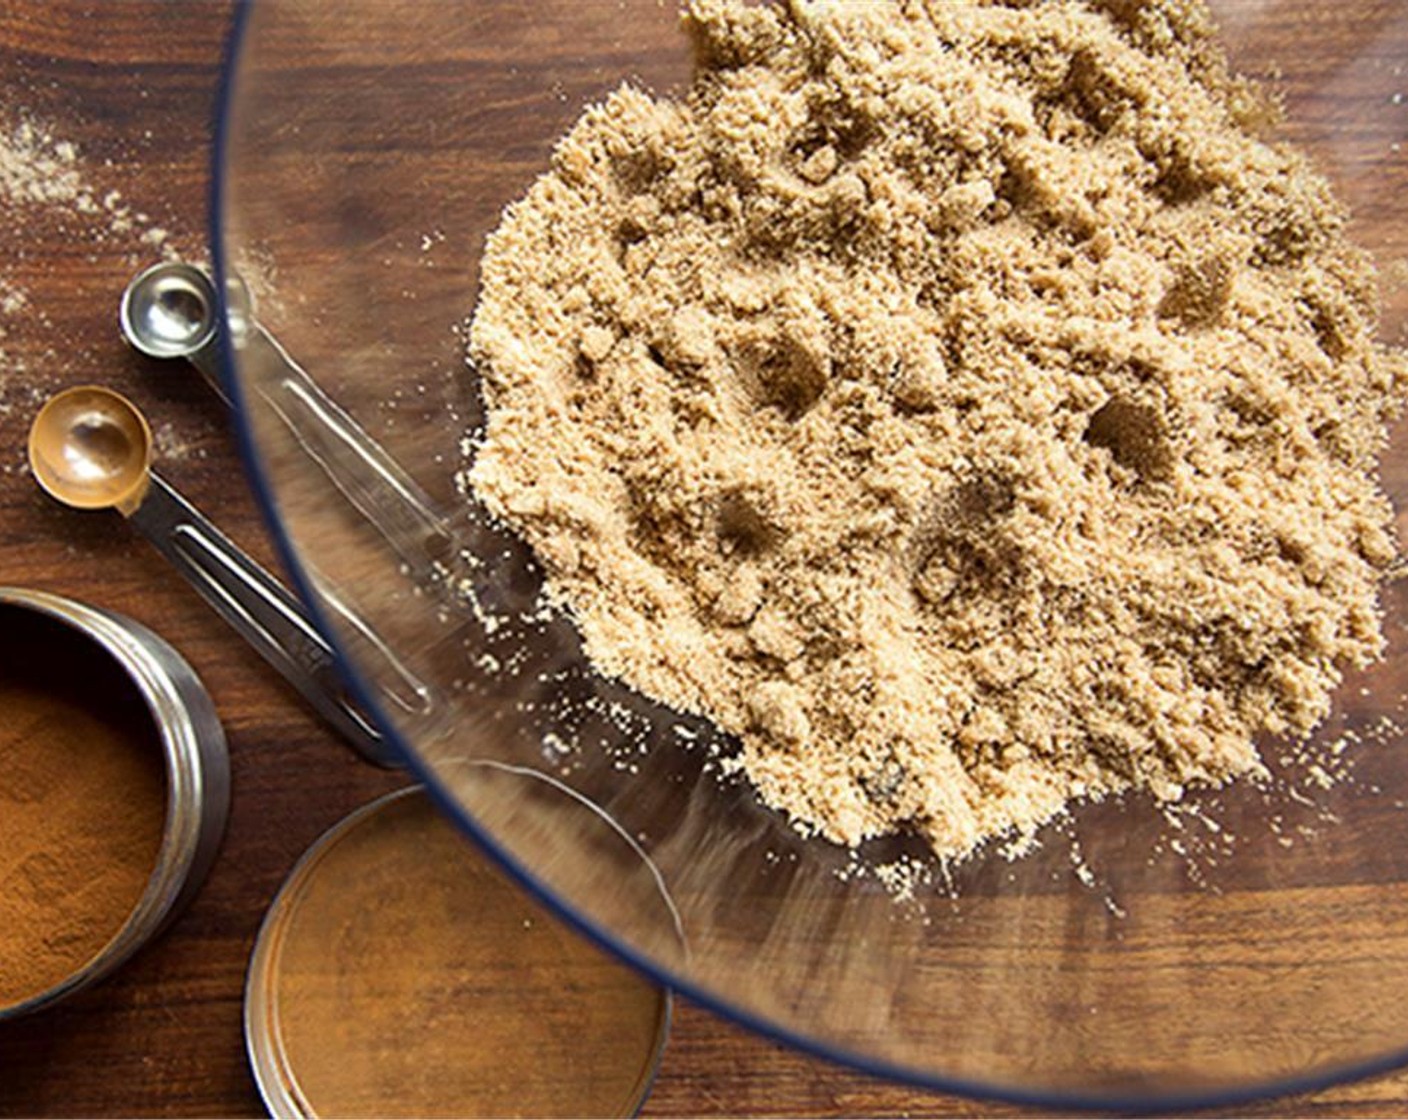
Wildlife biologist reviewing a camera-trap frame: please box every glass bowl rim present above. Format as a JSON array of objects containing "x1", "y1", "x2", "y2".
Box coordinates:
[{"x1": 210, "y1": 3, "x2": 1408, "y2": 1109}]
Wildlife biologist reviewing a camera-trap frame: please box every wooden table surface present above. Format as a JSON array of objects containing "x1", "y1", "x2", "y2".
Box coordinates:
[{"x1": 2, "y1": 2, "x2": 1408, "y2": 1117}]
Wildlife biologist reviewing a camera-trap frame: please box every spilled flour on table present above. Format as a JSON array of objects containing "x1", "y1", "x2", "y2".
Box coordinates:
[
  {"x1": 0, "y1": 115, "x2": 172, "y2": 250},
  {"x1": 0, "y1": 108, "x2": 201, "y2": 471}
]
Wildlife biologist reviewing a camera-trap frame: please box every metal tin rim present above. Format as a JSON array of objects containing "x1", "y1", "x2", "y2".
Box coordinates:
[
  {"x1": 0, "y1": 586, "x2": 231, "y2": 1021},
  {"x1": 244, "y1": 785, "x2": 672, "y2": 1120}
]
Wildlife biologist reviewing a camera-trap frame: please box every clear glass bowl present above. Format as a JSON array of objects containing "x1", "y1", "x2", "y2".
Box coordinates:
[{"x1": 216, "y1": 2, "x2": 1408, "y2": 1108}]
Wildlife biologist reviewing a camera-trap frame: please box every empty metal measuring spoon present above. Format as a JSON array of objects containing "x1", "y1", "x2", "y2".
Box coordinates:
[
  {"x1": 121, "y1": 263, "x2": 443, "y2": 728},
  {"x1": 120, "y1": 262, "x2": 220, "y2": 373},
  {"x1": 28, "y1": 385, "x2": 399, "y2": 768},
  {"x1": 121, "y1": 261, "x2": 457, "y2": 584}
]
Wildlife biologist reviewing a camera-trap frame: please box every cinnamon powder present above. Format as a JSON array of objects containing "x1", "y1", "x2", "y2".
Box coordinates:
[
  {"x1": 466, "y1": 0, "x2": 1407, "y2": 860},
  {"x1": 0, "y1": 606, "x2": 167, "y2": 1006}
]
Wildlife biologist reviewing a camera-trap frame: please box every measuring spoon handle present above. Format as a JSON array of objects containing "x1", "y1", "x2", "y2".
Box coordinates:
[
  {"x1": 196, "y1": 322, "x2": 456, "y2": 583},
  {"x1": 127, "y1": 473, "x2": 400, "y2": 768}
]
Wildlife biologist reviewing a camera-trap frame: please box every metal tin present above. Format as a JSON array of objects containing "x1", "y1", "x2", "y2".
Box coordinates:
[
  {"x1": 244, "y1": 785, "x2": 672, "y2": 1119},
  {"x1": 0, "y1": 587, "x2": 231, "y2": 1020}
]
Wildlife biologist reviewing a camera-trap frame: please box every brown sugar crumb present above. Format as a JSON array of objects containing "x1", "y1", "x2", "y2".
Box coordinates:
[{"x1": 465, "y1": 0, "x2": 1408, "y2": 861}]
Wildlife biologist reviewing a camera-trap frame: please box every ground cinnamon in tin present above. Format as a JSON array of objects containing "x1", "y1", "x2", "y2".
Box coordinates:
[{"x1": 0, "y1": 605, "x2": 167, "y2": 1007}]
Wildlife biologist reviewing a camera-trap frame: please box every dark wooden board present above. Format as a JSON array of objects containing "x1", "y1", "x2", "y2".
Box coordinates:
[{"x1": 1, "y1": 1, "x2": 1407, "y2": 1116}]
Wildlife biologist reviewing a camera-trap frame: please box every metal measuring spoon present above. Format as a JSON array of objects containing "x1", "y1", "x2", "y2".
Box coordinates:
[
  {"x1": 120, "y1": 262, "x2": 224, "y2": 383},
  {"x1": 121, "y1": 262, "x2": 442, "y2": 728},
  {"x1": 121, "y1": 262, "x2": 456, "y2": 582},
  {"x1": 28, "y1": 385, "x2": 398, "y2": 768}
]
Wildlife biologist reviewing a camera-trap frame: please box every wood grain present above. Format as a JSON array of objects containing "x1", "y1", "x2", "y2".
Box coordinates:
[{"x1": 1, "y1": 1, "x2": 1407, "y2": 1116}]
